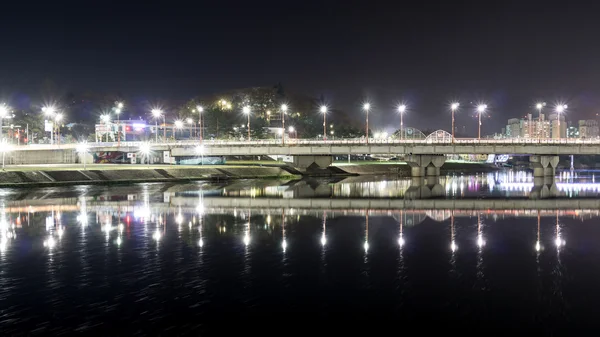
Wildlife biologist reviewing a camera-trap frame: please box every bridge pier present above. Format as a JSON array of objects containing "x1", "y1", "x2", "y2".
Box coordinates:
[
  {"x1": 291, "y1": 155, "x2": 333, "y2": 169},
  {"x1": 530, "y1": 177, "x2": 559, "y2": 199},
  {"x1": 529, "y1": 155, "x2": 559, "y2": 177},
  {"x1": 405, "y1": 176, "x2": 445, "y2": 200},
  {"x1": 405, "y1": 155, "x2": 445, "y2": 177}
]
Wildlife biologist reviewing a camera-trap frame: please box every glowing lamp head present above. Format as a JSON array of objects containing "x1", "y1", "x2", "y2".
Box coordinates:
[
  {"x1": 0, "y1": 105, "x2": 9, "y2": 117},
  {"x1": 281, "y1": 104, "x2": 288, "y2": 112},
  {"x1": 139, "y1": 142, "x2": 151, "y2": 155},
  {"x1": 42, "y1": 106, "x2": 56, "y2": 116},
  {"x1": 196, "y1": 106, "x2": 204, "y2": 113},
  {"x1": 242, "y1": 106, "x2": 250, "y2": 114},
  {"x1": 151, "y1": 109, "x2": 162, "y2": 118},
  {"x1": 363, "y1": 102, "x2": 371, "y2": 111},
  {"x1": 451, "y1": 102, "x2": 460, "y2": 111},
  {"x1": 114, "y1": 108, "x2": 122, "y2": 114},
  {"x1": 117, "y1": 102, "x2": 124, "y2": 109},
  {"x1": 195, "y1": 145, "x2": 204, "y2": 155},
  {"x1": 54, "y1": 113, "x2": 63, "y2": 122},
  {"x1": 397, "y1": 104, "x2": 406, "y2": 113},
  {"x1": 477, "y1": 104, "x2": 487, "y2": 113},
  {"x1": 174, "y1": 120, "x2": 184, "y2": 129},
  {"x1": 186, "y1": 118, "x2": 193, "y2": 124},
  {"x1": 319, "y1": 105, "x2": 327, "y2": 114},
  {"x1": 536, "y1": 103, "x2": 543, "y2": 110},
  {"x1": 100, "y1": 114, "x2": 110, "y2": 123},
  {"x1": 556, "y1": 104, "x2": 567, "y2": 113},
  {"x1": 76, "y1": 142, "x2": 89, "y2": 154},
  {"x1": 288, "y1": 126, "x2": 295, "y2": 133}
]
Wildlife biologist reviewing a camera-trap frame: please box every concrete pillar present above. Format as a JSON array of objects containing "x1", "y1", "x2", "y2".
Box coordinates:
[
  {"x1": 530, "y1": 176, "x2": 559, "y2": 199},
  {"x1": 529, "y1": 155, "x2": 559, "y2": 177},
  {"x1": 292, "y1": 155, "x2": 333, "y2": 169},
  {"x1": 426, "y1": 166, "x2": 440, "y2": 176},
  {"x1": 405, "y1": 177, "x2": 445, "y2": 199},
  {"x1": 411, "y1": 167, "x2": 425, "y2": 177}
]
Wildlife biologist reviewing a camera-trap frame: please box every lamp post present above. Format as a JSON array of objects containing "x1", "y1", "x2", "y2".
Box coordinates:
[
  {"x1": 54, "y1": 113, "x2": 63, "y2": 145},
  {"x1": 281, "y1": 104, "x2": 288, "y2": 145},
  {"x1": 536, "y1": 102, "x2": 545, "y2": 140},
  {"x1": 477, "y1": 104, "x2": 487, "y2": 140},
  {"x1": 320, "y1": 106, "x2": 327, "y2": 140},
  {"x1": 76, "y1": 142, "x2": 89, "y2": 169},
  {"x1": 363, "y1": 103, "x2": 370, "y2": 143},
  {"x1": 555, "y1": 104, "x2": 567, "y2": 139},
  {"x1": 398, "y1": 104, "x2": 406, "y2": 140},
  {"x1": 196, "y1": 106, "x2": 204, "y2": 142},
  {"x1": 42, "y1": 106, "x2": 56, "y2": 144},
  {"x1": 243, "y1": 106, "x2": 251, "y2": 140},
  {"x1": 151, "y1": 109, "x2": 162, "y2": 143},
  {"x1": 174, "y1": 120, "x2": 184, "y2": 140},
  {"x1": 186, "y1": 118, "x2": 193, "y2": 139},
  {"x1": 450, "y1": 102, "x2": 459, "y2": 143},
  {"x1": 115, "y1": 102, "x2": 123, "y2": 145},
  {"x1": 0, "y1": 104, "x2": 9, "y2": 143},
  {"x1": 288, "y1": 126, "x2": 296, "y2": 140},
  {"x1": 100, "y1": 114, "x2": 111, "y2": 142}
]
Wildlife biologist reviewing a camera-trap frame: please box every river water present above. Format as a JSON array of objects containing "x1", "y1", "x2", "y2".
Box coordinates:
[{"x1": 1, "y1": 170, "x2": 600, "y2": 335}]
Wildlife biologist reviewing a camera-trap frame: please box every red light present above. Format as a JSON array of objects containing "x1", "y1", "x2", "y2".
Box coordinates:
[
  {"x1": 126, "y1": 215, "x2": 130, "y2": 224},
  {"x1": 125, "y1": 126, "x2": 131, "y2": 131}
]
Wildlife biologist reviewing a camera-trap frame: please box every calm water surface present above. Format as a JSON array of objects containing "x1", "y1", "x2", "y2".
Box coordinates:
[{"x1": 1, "y1": 171, "x2": 600, "y2": 335}]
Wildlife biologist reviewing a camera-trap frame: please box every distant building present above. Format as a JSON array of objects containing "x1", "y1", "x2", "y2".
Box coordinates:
[
  {"x1": 505, "y1": 113, "x2": 550, "y2": 138},
  {"x1": 548, "y1": 113, "x2": 566, "y2": 139},
  {"x1": 567, "y1": 126, "x2": 579, "y2": 138},
  {"x1": 578, "y1": 120, "x2": 599, "y2": 139}
]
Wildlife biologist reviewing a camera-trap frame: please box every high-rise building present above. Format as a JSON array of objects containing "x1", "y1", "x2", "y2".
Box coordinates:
[
  {"x1": 505, "y1": 113, "x2": 550, "y2": 138},
  {"x1": 548, "y1": 113, "x2": 566, "y2": 139},
  {"x1": 578, "y1": 120, "x2": 599, "y2": 139}
]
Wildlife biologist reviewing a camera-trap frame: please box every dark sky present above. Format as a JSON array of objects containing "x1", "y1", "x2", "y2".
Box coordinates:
[{"x1": 1, "y1": 0, "x2": 600, "y2": 134}]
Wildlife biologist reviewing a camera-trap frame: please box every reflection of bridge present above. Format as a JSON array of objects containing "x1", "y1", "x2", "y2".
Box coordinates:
[{"x1": 5, "y1": 197, "x2": 600, "y2": 217}]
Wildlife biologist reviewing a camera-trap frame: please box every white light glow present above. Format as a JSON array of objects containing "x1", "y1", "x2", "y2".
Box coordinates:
[
  {"x1": 243, "y1": 233, "x2": 250, "y2": 246},
  {"x1": 397, "y1": 104, "x2": 406, "y2": 113},
  {"x1": 44, "y1": 236, "x2": 56, "y2": 249},
  {"x1": 363, "y1": 102, "x2": 371, "y2": 111},
  {"x1": 451, "y1": 240, "x2": 457, "y2": 252},
  {"x1": 535, "y1": 241, "x2": 541, "y2": 252},
  {"x1": 363, "y1": 241, "x2": 369, "y2": 252},
  {"x1": 242, "y1": 106, "x2": 250, "y2": 114},
  {"x1": 153, "y1": 230, "x2": 161, "y2": 241},
  {"x1": 320, "y1": 105, "x2": 327, "y2": 114},
  {"x1": 451, "y1": 102, "x2": 460, "y2": 111}
]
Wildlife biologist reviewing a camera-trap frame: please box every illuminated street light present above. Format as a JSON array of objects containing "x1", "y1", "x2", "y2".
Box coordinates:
[
  {"x1": 174, "y1": 120, "x2": 184, "y2": 140},
  {"x1": 536, "y1": 102, "x2": 546, "y2": 139},
  {"x1": 555, "y1": 103, "x2": 567, "y2": 139},
  {"x1": 476, "y1": 104, "x2": 487, "y2": 140},
  {"x1": 114, "y1": 102, "x2": 124, "y2": 145},
  {"x1": 41, "y1": 105, "x2": 57, "y2": 144},
  {"x1": 397, "y1": 104, "x2": 407, "y2": 140},
  {"x1": 186, "y1": 118, "x2": 194, "y2": 138},
  {"x1": 320, "y1": 105, "x2": 328, "y2": 140},
  {"x1": 76, "y1": 142, "x2": 89, "y2": 169},
  {"x1": 243, "y1": 106, "x2": 251, "y2": 140},
  {"x1": 151, "y1": 109, "x2": 163, "y2": 143},
  {"x1": 196, "y1": 106, "x2": 204, "y2": 141},
  {"x1": 139, "y1": 142, "x2": 152, "y2": 167},
  {"x1": 363, "y1": 102, "x2": 371, "y2": 143},
  {"x1": 288, "y1": 126, "x2": 296, "y2": 139},
  {"x1": 450, "y1": 102, "x2": 459, "y2": 143},
  {"x1": 281, "y1": 104, "x2": 288, "y2": 145}
]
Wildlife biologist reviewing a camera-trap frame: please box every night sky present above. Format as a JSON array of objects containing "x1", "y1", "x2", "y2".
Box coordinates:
[{"x1": 1, "y1": 1, "x2": 600, "y2": 134}]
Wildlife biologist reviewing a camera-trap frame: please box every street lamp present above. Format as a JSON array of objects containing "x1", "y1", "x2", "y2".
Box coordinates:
[
  {"x1": 186, "y1": 118, "x2": 194, "y2": 138},
  {"x1": 0, "y1": 104, "x2": 9, "y2": 143},
  {"x1": 41, "y1": 105, "x2": 56, "y2": 144},
  {"x1": 114, "y1": 102, "x2": 123, "y2": 145},
  {"x1": 174, "y1": 120, "x2": 184, "y2": 139},
  {"x1": 536, "y1": 102, "x2": 546, "y2": 140},
  {"x1": 450, "y1": 102, "x2": 459, "y2": 143},
  {"x1": 139, "y1": 142, "x2": 151, "y2": 167},
  {"x1": 76, "y1": 142, "x2": 89, "y2": 169},
  {"x1": 55, "y1": 113, "x2": 63, "y2": 145},
  {"x1": 476, "y1": 104, "x2": 487, "y2": 140},
  {"x1": 151, "y1": 109, "x2": 162, "y2": 143},
  {"x1": 288, "y1": 126, "x2": 295, "y2": 139},
  {"x1": 100, "y1": 114, "x2": 111, "y2": 142},
  {"x1": 363, "y1": 102, "x2": 371, "y2": 143},
  {"x1": 281, "y1": 104, "x2": 288, "y2": 145},
  {"x1": 196, "y1": 106, "x2": 204, "y2": 141},
  {"x1": 320, "y1": 105, "x2": 327, "y2": 140},
  {"x1": 397, "y1": 104, "x2": 407, "y2": 140},
  {"x1": 555, "y1": 103, "x2": 567, "y2": 139},
  {"x1": 243, "y1": 106, "x2": 251, "y2": 140}
]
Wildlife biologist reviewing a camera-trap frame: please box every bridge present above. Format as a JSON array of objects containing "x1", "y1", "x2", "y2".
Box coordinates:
[{"x1": 5, "y1": 136, "x2": 598, "y2": 177}]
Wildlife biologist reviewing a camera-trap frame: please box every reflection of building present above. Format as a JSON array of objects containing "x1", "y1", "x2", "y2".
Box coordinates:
[{"x1": 578, "y1": 120, "x2": 599, "y2": 139}]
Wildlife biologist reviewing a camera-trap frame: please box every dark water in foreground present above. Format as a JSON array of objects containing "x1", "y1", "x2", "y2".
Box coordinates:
[{"x1": 1, "y1": 171, "x2": 600, "y2": 335}]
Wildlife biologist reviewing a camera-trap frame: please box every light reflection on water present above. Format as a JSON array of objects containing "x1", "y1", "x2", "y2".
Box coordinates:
[{"x1": 0, "y1": 173, "x2": 599, "y2": 333}]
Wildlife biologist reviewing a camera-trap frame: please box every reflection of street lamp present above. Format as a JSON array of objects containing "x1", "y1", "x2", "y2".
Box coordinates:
[
  {"x1": 363, "y1": 102, "x2": 371, "y2": 143},
  {"x1": 76, "y1": 142, "x2": 89, "y2": 169},
  {"x1": 281, "y1": 104, "x2": 288, "y2": 145},
  {"x1": 151, "y1": 109, "x2": 162, "y2": 142},
  {"x1": 477, "y1": 104, "x2": 487, "y2": 140},
  {"x1": 320, "y1": 106, "x2": 327, "y2": 140},
  {"x1": 450, "y1": 102, "x2": 459, "y2": 143},
  {"x1": 243, "y1": 106, "x2": 251, "y2": 140}
]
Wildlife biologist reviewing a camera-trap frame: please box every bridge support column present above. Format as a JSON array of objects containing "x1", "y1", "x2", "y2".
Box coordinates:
[
  {"x1": 530, "y1": 177, "x2": 559, "y2": 200},
  {"x1": 405, "y1": 155, "x2": 446, "y2": 177},
  {"x1": 291, "y1": 155, "x2": 333, "y2": 169},
  {"x1": 529, "y1": 155, "x2": 559, "y2": 177}
]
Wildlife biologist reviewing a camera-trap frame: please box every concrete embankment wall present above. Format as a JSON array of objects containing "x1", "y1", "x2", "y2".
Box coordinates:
[{"x1": 0, "y1": 167, "x2": 297, "y2": 188}]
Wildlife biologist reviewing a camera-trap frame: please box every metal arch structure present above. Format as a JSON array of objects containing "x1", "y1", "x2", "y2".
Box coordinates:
[
  {"x1": 392, "y1": 127, "x2": 426, "y2": 140},
  {"x1": 425, "y1": 130, "x2": 454, "y2": 143}
]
